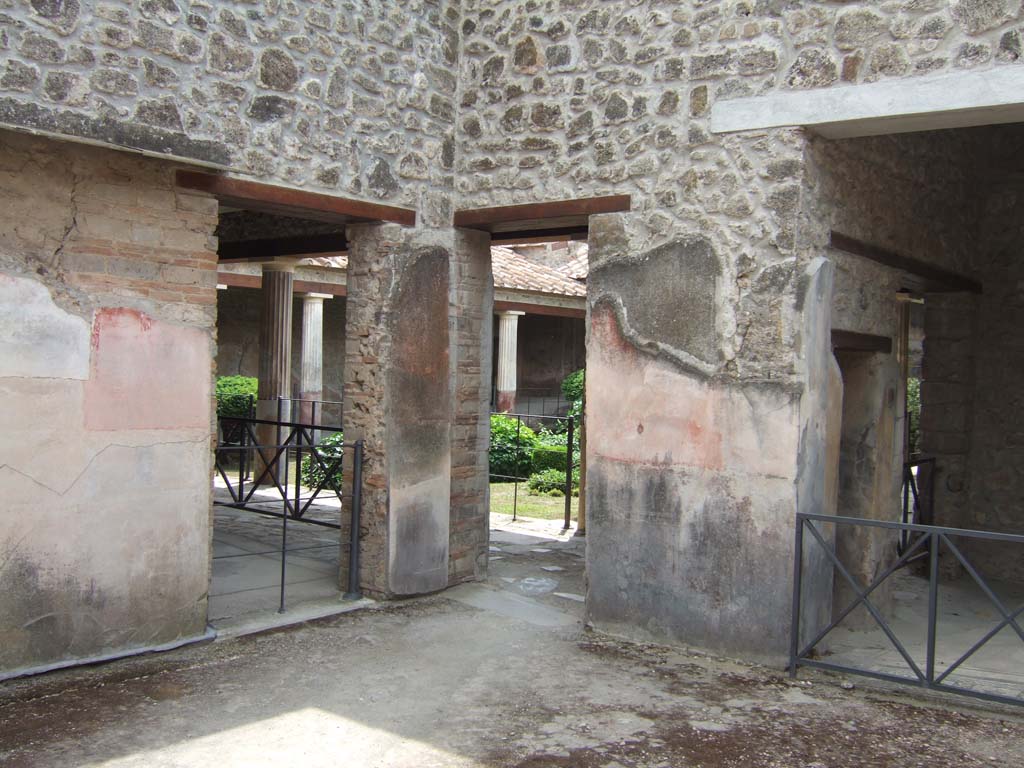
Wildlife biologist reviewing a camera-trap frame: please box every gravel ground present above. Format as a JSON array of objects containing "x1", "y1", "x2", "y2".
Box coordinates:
[{"x1": 1, "y1": 531, "x2": 1021, "y2": 768}]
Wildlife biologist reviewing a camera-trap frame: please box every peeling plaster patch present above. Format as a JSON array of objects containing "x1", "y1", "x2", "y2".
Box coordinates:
[
  {"x1": 0, "y1": 273, "x2": 89, "y2": 379},
  {"x1": 84, "y1": 308, "x2": 210, "y2": 431}
]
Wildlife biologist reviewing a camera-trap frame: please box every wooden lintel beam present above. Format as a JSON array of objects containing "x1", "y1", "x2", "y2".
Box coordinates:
[
  {"x1": 832, "y1": 329, "x2": 893, "y2": 354},
  {"x1": 177, "y1": 170, "x2": 416, "y2": 226},
  {"x1": 829, "y1": 231, "x2": 982, "y2": 294},
  {"x1": 490, "y1": 226, "x2": 590, "y2": 245},
  {"x1": 219, "y1": 233, "x2": 347, "y2": 261},
  {"x1": 494, "y1": 300, "x2": 586, "y2": 319},
  {"x1": 454, "y1": 195, "x2": 631, "y2": 232}
]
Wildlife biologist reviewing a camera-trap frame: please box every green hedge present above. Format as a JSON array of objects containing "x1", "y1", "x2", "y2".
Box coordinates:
[
  {"x1": 532, "y1": 444, "x2": 568, "y2": 473},
  {"x1": 216, "y1": 376, "x2": 257, "y2": 418},
  {"x1": 490, "y1": 414, "x2": 538, "y2": 480}
]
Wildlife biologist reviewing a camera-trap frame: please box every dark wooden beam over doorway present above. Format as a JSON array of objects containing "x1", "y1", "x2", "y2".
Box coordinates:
[
  {"x1": 176, "y1": 170, "x2": 416, "y2": 226},
  {"x1": 218, "y1": 233, "x2": 348, "y2": 261},
  {"x1": 455, "y1": 195, "x2": 631, "y2": 240},
  {"x1": 829, "y1": 231, "x2": 982, "y2": 294}
]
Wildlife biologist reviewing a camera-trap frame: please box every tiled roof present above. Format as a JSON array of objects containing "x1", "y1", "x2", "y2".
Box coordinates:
[
  {"x1": 490, "y1": 246, "x2": 587, "y2": 297},
  {"x1": 296, "y1": 248, "x2": 588, "y2": 298},
  {"x1": 559, "y1": 251, "x2": 589, "y2": 281}
]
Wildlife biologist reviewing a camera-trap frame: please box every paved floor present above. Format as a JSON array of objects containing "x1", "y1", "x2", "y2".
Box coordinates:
[
  {"x1": 826, "y1": 571, "x2": 1024, "y2": 701},
  {"x1": 210, "y1": 476, "x2": 347, "y2": 629},
  {"x1": 3, "y1": 520, "x2": 1023, "y2": 767}
]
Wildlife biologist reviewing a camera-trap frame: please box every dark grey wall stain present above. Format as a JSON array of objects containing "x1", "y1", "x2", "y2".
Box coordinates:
[{"x1": 589, "y1": 236, "x2": 720, "y2": 369}]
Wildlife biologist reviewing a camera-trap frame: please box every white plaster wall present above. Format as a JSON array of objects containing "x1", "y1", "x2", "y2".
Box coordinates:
[{"x1": 0, "y1": 133, "x2": 218, "y2": 677}]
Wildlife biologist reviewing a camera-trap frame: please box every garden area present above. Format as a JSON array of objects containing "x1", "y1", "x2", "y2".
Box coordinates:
[{"x1": 489, "y1": 369, "x2": 583, "y2": 524}]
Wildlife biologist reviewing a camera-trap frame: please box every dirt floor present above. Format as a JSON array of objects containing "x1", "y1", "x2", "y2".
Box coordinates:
[{"x1": 1, "y1": 522, "x2": 1022, "y2": 767}]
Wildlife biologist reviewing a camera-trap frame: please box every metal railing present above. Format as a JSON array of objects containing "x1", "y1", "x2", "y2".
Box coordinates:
[
  {"x1": 490, "y1": 411, "x2": 578, "y2": 529},
  {"x1": 490, "y1": 387, "x2": 571, "y2": 417},
  {"x1": 790, "y1": 512, "x2": 1024, "y2": 708},
  {"x1": 900, "y1": 456, "x2": 935, "y2": 557},
  {"x1": 214, "y1": 409, "x2": 363, "y2": 611}
]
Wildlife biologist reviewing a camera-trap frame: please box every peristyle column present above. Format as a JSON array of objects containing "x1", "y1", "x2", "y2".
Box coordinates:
[
  {"x1": 255, "y1": 262, "x2": 294, "y2": 483},
  {"x1": 496, "y1": 310, "x2": 524, "y2": 412},
  {"x1": 298, "y1": 292, "x2": 331, "y2": 426}
]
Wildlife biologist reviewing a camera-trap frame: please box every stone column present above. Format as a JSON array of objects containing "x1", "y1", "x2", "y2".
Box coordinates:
[
  {"x1": 255, "y1": 262, "x2": 294, "y2": 483},
  {"x1": 342, "y1": 223, "x2": 453, "y2": 598},
  {"x1": 495, "y1": 311, "x2": 524, "y2": 412},
  {"x1": 298, "y1": 292, "x2": 331, "y2": 427}
]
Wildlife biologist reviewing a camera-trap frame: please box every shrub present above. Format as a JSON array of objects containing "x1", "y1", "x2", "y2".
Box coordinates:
[
  {"x1": 528, "y1": 468, "x2": 568, "y2": 496},
  {"x1": 532, "y1": 444, "x2": 568, "y2": 473},
  {"x1": 301, "y1": 430, "x2": 345, "y2": 490},
  {"x1": 216, "y1": 375, "x2": 258, "y2": 418},
  {"x1": 561, "y1": 369, "x2": 585, "y2": 402},
  {"x1": 527, "y1": 467, "x2": 581, "y2": 496},
  {"x1": 490, "y1": 414, "x2": 538, "y2": 480}
]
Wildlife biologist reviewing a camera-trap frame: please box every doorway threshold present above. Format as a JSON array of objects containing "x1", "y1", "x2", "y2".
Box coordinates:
[{"x1": 211, "y1": 595, "x2": 375, "y2": 641}]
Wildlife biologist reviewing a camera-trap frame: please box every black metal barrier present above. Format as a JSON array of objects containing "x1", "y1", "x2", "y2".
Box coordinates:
[
  {"x1": 490, "y1": 411, "x2": 578, "y2": 530},
  {"x1": 900, "y1": 456, "x2": 935, "y2": 557},
  {"x1": 790, "y1": 512, "x2": 1024, "y2": 708},
  {"x1": 214, "y1": 411, "x2": 363, "y2": 611}
]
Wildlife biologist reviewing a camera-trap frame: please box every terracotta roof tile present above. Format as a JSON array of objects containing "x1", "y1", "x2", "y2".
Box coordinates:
[
  {"x1": 490, "y1": 246, "x2": 587, "y2": 297},
  {"x1": 559, "y1": 251, "x2": 589, "y2": 281},
  {"x1": 296, "y1": 248, "x2": 588, "y2": 298}
]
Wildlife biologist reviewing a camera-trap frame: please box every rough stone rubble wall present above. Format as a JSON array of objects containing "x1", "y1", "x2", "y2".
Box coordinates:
[
  {"x1": 0, "y1": 0, "x2": 459, "y2": 221},
  {"x1": 0, "y1": 131, "x2": 218, "y2": 676},
  {"x1": 455, "y1": 0, "x2": 1024, "y2": 656}
]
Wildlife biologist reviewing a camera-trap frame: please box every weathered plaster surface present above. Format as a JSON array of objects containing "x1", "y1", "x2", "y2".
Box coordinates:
[
  {"x1": 0, "y1": 273, "x2": 90, "y2": 379},
  {"x1": 0, "y1": 132, "x2": 217, "y2": 677},
  {"x1": 85, "y1": 307, "x2": 211, "y2": 431},
  {"x1": 585, "y1": 300, "x2": 802, "y2": 660},
  {"x1": 833, "y1": 350, "x2": 903, "y2": 626}
]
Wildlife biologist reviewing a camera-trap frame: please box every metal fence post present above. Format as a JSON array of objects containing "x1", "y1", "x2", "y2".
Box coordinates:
[
  {"x1": 926, "y1": 530, "x2": 940, "y2": 684},
  {"x1": 513, "y1": 415, "x2": 522, "y2": 522},
  {"x1": 563, "y1": 415, "x2": 574, "y2": 530},
  {"x1": 344, "y1": 439, "x2": 364, "y2": 600},
  {"x1": 789, "y1": 515, "x2": 805, "y2": 677}
]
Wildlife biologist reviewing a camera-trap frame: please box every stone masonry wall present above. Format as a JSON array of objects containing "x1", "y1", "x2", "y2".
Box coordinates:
[
  {"x1": 966, "y1": 133, "x2": 1024, "y2": 580},
  {"x1": 0, "y1": 0, "x2": 459, "y2": 223},
  {"x1": 0, "y1": 130, "x2": 218, "y2": 677}
]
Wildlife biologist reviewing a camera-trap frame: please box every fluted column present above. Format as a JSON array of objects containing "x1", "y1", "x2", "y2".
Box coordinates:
[
  {"x1": 496, "y1": 311, "x2": 524, "y2": 412},
  {"x1": 298, "y1": 292, "x2": 331, "y2": 426},
  {"x1": 255, "y1": 263, "x2": 294, "y2": 483}
]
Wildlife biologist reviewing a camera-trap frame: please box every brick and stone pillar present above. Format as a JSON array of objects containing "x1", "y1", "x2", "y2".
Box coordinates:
[
  {"x1": 255, "y1": 262, "x2": 294, "y2": 483},
  {"x1": 342, "y1": 224, "x2": 452, "y2": 597},
  {"x1": 298, "y1": 292, "x2": 331, "y2": 426},
  {"x1": 449, "y1": 228, "x2": 494, "y2": 584},
  {"x1": 495, "y1": 310, "x2": 524, "y2": 412},
  {"x1": 341, "y1": 224, "x2": 493, "y2": 597}
]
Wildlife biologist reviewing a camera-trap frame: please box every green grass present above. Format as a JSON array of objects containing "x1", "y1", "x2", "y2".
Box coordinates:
[{"x1": 490, "y1": 481, "x2": 578, "y2": 521}]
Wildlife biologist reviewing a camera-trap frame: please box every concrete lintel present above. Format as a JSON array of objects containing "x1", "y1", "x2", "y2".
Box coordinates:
[{"x1": 710, "y1": 67, "x2": 1024, "y2": 139}]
